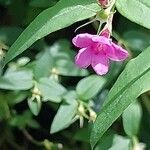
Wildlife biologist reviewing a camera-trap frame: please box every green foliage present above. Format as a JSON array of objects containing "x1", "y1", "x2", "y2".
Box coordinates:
[
  {"x1": 95, "y1": 133, "x2": 130, "y2": 150},
  {"x1": 3, "y1": 0, "x2": 99, "y2": 65},
  {"x1": 9, "y1": 110, "x2": 40, "y2": 129},
  {"x1": 90, "y1": 46, "x2": 150, "y2": 149},
  {"x1": 116, "y1": 0, "x2": 150, "y2": 29},
  {"x1": 0, "y1": 0, "x2": 150, "y2": 149},
  {"x1": 34, "y1": 40, "x2": 88, "y2": 78},
  {"x1": 37, "y1": 77, "x2": 67, "y2": 103},
  {"x1": 76, "y1": 75, "x2": 106, "y2": 101},
  {"x1": 28, "y1": 96, "x2": 42, "y2": 116},
  {"x1": 0, "y1": 96, "x2": 10, "y2": 121},
  {"x1": 50, "y1": 91, "x2": 78, "y2": 133},
  {"x1": 0, "y1": 69, "x2": 33, "y2": 90},
  {"x1": 123, "y1": 101, "x2": 142, "y2": 137}
]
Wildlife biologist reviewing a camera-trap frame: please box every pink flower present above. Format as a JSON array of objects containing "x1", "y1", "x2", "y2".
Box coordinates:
[{"x1": 72, "y1": 33, "x2": 129, "y2": 75}]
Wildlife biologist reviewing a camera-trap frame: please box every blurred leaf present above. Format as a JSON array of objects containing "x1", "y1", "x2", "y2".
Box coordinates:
[
  {"x1": 96, "y1": 132, "x2": 130, "y2": 150},
  {"x1": 55, "y1": 59, "x2": 88, "y2": 76},
  {"x1": 49, "y1": 40, "x2": 88, "y2": 76},
  {"x1": 28, "y1": 97, "x2": 42, "y2": 116},
  {"x1": 34, "y1": 50, "x2": 53, "y2": 79},
  {"x1": 29, "y1": 0, "x2": 58, "y2": 8},
  {"x1": 6, "y1": 91, "x2": 27, "y2": 105},
  {"x1": 10, "y1": 110, "x2": 40, "y2": 129},
  {"x1": 50, "y1": 91, "x2": 78, "y2": 133},
  {"x1": 0, "y1": 26, "x2": 22, "y2": 45},
  {"x1": 95, "y1": 132, "x2": 114, "y2": 150},
  {"x1": 33, "y1": 40, "x2": 88, "y2": 77},
  {"x1": 4, "y1": 0, "x2": 100, "y2": 65},
  {"x1": 108, "y1": 135, "x2": 130, "y2": 150},
  {"x1": 74, "y1": 127, "x2": 90, "y2": 143},
  {"x1": 10, "y1": 110, "x2": 32, "y2": 128},
  {"x1": 37, "y1": 77, "x2": 67, "y2": 103},
  {"x1": 27, "y1": 119, "x2": 40, "y2": 129},
  {"x1": 123, "y1": 30, "x2": 150, "y2": 52},
  {"x1": 90, "y1": 46, "x2": 150, "y2": 149},
  {"x1": 76, "y1": 75, "x2": 106, "y2": 101},
  {"x1": 116, "y1": 0, "x2": 150, "y2": 29},
  {"x1": 63, "y1": 90, "x2": 77, "y2": 102},
  {"x1": 123, "y1": 101, "x2": 142, "y2": 137},
  {"x1": 0, "y1": 95, "x2": 10, "y2": 121},
  {"x1": 0, "y1": 70, "x2": 33, "y2": 90},
  {"x1": 17, "y1": 57, "x2": 30, "y2": 66}
]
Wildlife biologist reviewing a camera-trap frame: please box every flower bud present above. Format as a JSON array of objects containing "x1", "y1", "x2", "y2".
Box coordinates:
[
  {"x1": 97, "y1": 0, "x2": 111, "y2": 8},
  {"x1": 100, "y1": 27, "x2": 110, "y2": 38},
  {"x1": 100, "y1": 14, "x2": 114, "y2": 37}
]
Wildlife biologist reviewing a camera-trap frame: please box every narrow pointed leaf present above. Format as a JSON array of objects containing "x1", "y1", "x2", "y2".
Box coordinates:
[
  {"x1": 90, "y1": 46, "x2": 150, "y2": 149},
  {"x1": 4, "y1": 0, "x2": 100, "y2": 65}
]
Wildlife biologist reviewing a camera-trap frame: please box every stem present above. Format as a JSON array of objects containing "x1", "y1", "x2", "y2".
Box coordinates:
[
  {"x1": 75, "y1": 18, "x2": 97, "y2": 32},
  {"x1": 107, "y1": 0, "x2": 116, "y2": 12},
  {"x1": 97, "y1": 22, "x2": 103, "y2": 35},
  {"x1": 22, "y1": 129, "x2": 43, "y2": 146}
]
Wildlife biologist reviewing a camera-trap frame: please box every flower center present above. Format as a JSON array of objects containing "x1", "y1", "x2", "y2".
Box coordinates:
[{"x1": 92, "y1": 43, "x2": 104, "y2": 54}]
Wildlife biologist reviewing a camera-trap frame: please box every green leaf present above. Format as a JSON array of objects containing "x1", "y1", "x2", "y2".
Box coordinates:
[
  {"x1": 116, "y1": 0, "x2": 150, "y2": 29},
  {"x1": 10, "y1": 110, "x2": 33, "y2": 129},
  {"x1": 27, "y1": 119, "x2": 40, "y2": 129},
  {"x1": 11, "y1": 110, "x2": 40, "y2": 129},
  {"x1": 4, "y1": 0, "x2": 100, "y2": 65},
  {"x1": 50, "y1": 91, "x2": 78, "y2": 133},
  {"x1": 55, "y1": 60, "x2": 88, "y2": 77},
  {"x1": 122, "y1": 30, "x2": 150, "y2": 52},
  {"x1": 95, "y1": 133, "x2": 130, "y2": 150},
  {"x1": 123, "y1": 101, "x2": 142, "y2": 137},
  {"x1": 37, "y1": 77, "x2": 67, "y2": 103},
  {"x1": 34, "y1": 50, "x2": 53, "y2": 79},
  {"x1": 0, "y1": 70, "x2": 33, "y2": 90},
  {"x1": 6, "y1": 91, "x2": 27, "y2": 105},
  {"x1": 74, "y1": 127, "x2": 90, "y2": 143},
  {"x1": 28, "y1": 97, "x2": 42, "y2": 116},
  {"x1": 90, "y1": 46, "x2": 150, "y2": 149},
  {"x1": 76, "y1": 75, "x2": 106, "y2": 101},
  {"x1": 95, "y1": 131, "x2": 114, "y2": 150},
  {"x1": 0, "y1": 95, "x2": 10, "y2": 121},
  {"x1": 49, "y1": 40, "x2": 89, "y2": 77},
  {"x1": 108, "y1": 135, "x2": 130, "y2": 150}
]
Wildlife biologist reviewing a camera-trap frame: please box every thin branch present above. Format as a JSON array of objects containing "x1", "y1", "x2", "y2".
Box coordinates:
[{"x1": 22, "y1": 129, "x2": 43, "y2": 146}]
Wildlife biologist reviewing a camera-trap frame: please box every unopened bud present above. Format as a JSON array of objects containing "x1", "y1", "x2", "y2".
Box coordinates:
[
  {"x1": 100, "y1": 13, "x2": 114, "y2": 37},
  {"x1": 97, "y1": 0, "x2": 111, "y2": 8},
  {"x1": 100, "y1": 27, "x2": 110, "y2": 38}
]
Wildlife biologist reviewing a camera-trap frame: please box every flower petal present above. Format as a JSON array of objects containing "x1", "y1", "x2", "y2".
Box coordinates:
[
  {"x1": 106, "y1": 43, "x2": 129, "y2": 61},
  {"x1": 91, "y1": 54, "x2": 109, "y2": 75},
  {"x1": 75, "y1": 47, "x2": 91, "y2": 68},
  {"x1": 92, "y1": 35, "x2": 111, "y2": 45},
  {"x1": 72, "y1": 33, "x2": 94, "y2": 48}
]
